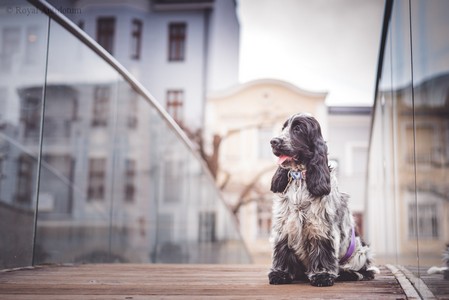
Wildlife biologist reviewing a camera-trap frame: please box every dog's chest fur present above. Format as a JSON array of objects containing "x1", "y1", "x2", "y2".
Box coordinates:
[{"x1": 271, "y1": 178, "x2": 339, "y2": 254}]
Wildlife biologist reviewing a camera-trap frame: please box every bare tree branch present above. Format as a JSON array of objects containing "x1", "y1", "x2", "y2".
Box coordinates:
[
  {"x1": 180, "y1": 115, "x2": 287, "y2": 216},
  {"x1": 231, "y1": 165, "x2": 275, "y2": 215}
]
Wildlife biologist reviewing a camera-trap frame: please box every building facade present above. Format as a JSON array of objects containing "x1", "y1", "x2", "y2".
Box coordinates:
[
  {"x1": 48, "y1": 0, "x2": 240, "y2": 132},
  {"x1": 327, "y1": 106, "x2": 372, "y2": 237}
]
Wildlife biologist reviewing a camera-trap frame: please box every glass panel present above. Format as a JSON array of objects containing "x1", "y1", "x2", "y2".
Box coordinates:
[
  {"x1": 369, "y1": 0, "x2": 449, "y2": 296},
  {"x1": 110, "y1": 85, "x2": 250, "y2": 263},
  {"x1": 0, "y1": 0, "x2": 250, "y2": 268},
  {"x1": 410, "y1": 0, "x2": 449, "y2": 278},
  {"x1": 33, "y1": 19, "x2": 120, "y2": 264},
  {"x1": 0, "y1": 0, "x2": 48, "y2": 269},
  {"x1": 17, "y1": 5, "x2": 250, "y2": 265},
  {"x1": 388, "y1": 0, "x2": 417, "y2": 268},
  {"x1": 367, "y1": 0, "x2": 415, "y2": 267}
]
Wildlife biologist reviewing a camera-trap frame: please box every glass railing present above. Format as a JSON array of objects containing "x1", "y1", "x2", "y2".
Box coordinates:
[
  {"x1": 367, "y1": 0, "x2": 449, "y2": 288},
  {"x1": 0, "y1": 0, "x2": 250, "y2": 269}
]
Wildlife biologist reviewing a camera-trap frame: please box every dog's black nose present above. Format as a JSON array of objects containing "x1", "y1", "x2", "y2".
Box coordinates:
[{"x1": 270, "y1": 138, "x2": 282, "y2": 148}]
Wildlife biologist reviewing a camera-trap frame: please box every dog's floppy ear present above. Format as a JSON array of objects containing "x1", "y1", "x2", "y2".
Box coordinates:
[
  {"x1": 305, "y1": 136, "x2": 331, "y2": 197},
  {"x1": 271, "y1": 167, "x2": 289, "y2": 193}
]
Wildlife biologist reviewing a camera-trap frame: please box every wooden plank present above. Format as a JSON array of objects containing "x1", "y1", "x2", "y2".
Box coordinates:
[
  {"x1": 396, "y1": 265, "x2": 436, "y2": 299},
  {"x1": 386, "y1": 264, "x2": 421, "y2": 299},
  {"x1": 0, "y1": 264, "x2": 406, "y2": 299},
  {"x1": 404, "y1": 266, "x2": 449, "y2": 300}
]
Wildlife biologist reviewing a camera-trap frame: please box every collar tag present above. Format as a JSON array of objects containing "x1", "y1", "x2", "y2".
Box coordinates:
[{"x1": 290, "y1": 171, "x2": 305, "y2": 181}]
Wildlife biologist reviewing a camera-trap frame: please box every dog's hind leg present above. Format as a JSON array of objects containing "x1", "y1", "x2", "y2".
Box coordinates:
[
  {"x1": 360, "y1": 266, "x2": 379, "y2": 280},
  {"x1": 337, "y1": 266, "x2": 379, "y2": 282},
  {"x1": 268, "y1": 236, "x2": 306, "y2": 284},
  {"x1": 337, "y1": 270, "x2": 363, "y2": 281}
]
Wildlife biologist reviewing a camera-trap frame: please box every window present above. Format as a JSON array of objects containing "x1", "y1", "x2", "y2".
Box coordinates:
[
  {"x1": 257, "y1": 199, "x2": 272, "y2": 238},
  {"x1": 124, "y1": 159, "x2": 136, "y2": 203},
  {"x1": 406, "y1": 124, "x2": 433, "y2": 165},
  {"x1": 157, "y1": 214, "x2": 174, "y2": 243},
  {"x1": 96, "y1": 17, "x2": 115, "y2": 54},
  {"x1": 15, "y1": 155, "x2": 34, "y2": 204},
  {"x1": 25, "y1": 26, "x2": 40, "y2": 64},
  {"x1": 199, "y1": 212, "x2": 216, "y2": 243},
  {"x1": 127, "y1": 89, "x2": 138, "y2": 129},
  {"x1": 87, "y1": 158, "x2": 106, "y2": 201},
  {"x1": 39, "y1": 155, "x2": 73, "y2": 213},
  {"x1": 163, "y1": 160, "x2": 182, "y2": 203},
  {"x1": 0, "y1": 88, "x2": 7, "y2": 122},
  {"x1": 21, "y1": 96, "x2": 41, "y2": 138},
  {"x1": 408, "y1": 203, "x2": 439, "y2": 239},
  {"x1": 130, "y1": 19, "x2": 142, "y2": 60},
  {"x1": 43, "y1": 95, "x2": 77, "y2": 139},
  {"x1": 92, "y1": 86, "x2": 110, "y2": 127},
  {"x1": 166, "y1": 90, "x2": 184, "y2": 124},
  {"x1": 1, "y1": 27, "x2": 20, "y2": 71},
  {"x1": 348, "y1": 145, "x2": 368, "y2": 175},
  {"x1": 168, "y1": 23, "x2": 186, "y2": 61}
]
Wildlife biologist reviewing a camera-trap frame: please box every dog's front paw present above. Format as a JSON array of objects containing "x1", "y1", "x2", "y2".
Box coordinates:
[
  {"x1": 268, "y1": 269, "x2": 292, "y2": 285},
  {"x1": 309, "y1": 273, "x2": 336, "y2": 287}
]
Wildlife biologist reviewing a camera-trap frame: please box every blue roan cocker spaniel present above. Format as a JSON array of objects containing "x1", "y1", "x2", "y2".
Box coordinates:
[{"x1": 268, "y1": 113, "x2": 379, "y2": 287}]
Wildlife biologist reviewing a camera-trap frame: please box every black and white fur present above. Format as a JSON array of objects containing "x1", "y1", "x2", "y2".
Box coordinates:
[{"x1": 268, "y1": 113, "x2": 379, "y2": 287}]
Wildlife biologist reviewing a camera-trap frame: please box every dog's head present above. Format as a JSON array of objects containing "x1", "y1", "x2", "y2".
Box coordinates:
[{"x1": 270, "y1": 113, "x2": 330, "y2": 197}]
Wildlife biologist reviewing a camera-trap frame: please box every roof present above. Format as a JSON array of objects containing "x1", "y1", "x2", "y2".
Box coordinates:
[{"x1": 208, "y1": 78, "x2": 328, "y2": 100}]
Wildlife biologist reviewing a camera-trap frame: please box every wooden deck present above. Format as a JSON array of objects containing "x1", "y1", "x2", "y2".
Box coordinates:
[{"x1": 0, "y1": 264, "x2": 445, "y2": 299}]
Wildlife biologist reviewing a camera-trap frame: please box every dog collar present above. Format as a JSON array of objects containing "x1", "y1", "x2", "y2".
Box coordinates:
[
  {"x1": 289, "y1": 170, "x2": 306, "y2": 181},
  {"x1": 282, "y1": 170, "x2": 307, "y2": 194},
  {"x1": 339, "y1": 226, "x2": 356, "y2": 264}
]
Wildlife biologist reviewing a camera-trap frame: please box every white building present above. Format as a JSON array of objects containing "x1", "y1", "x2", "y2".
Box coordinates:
[
  {"x1": 50, "y1": 0, "x2": 240, "y2": 132},
  {"x1": 327, "y1": 106, "x2": 372, "y2": 236}
]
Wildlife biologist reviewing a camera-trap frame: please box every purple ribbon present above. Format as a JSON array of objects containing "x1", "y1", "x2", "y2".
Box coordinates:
[{"x1": 339, "y1": 226, "x2": 355, "y2": 264}]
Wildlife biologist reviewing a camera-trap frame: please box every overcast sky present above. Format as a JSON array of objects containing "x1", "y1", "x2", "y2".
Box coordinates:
[{"x1": 237, "y1": 0, "x2": 385, "y2": 106}]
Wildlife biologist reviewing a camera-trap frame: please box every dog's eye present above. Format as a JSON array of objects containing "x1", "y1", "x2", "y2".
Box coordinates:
[{"x1": 293, "y1": 124, "x2": 302, "y2": 133}]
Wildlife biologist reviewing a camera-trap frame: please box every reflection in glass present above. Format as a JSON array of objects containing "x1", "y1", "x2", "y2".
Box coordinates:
[
  {"x1": 367, "y1": 0, "x2": 449, "y2": 295},
  {"x1": 0, "y1": 0, "x2": 250, "y2": 268},
  {"x1": 0, "y1": 0, "x2": 49, "y2": 269}
]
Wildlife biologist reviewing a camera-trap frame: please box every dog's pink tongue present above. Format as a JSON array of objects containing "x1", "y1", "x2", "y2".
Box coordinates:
[{"x1": 277, "y1": 155, "x2": 292, "y2": 165}]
